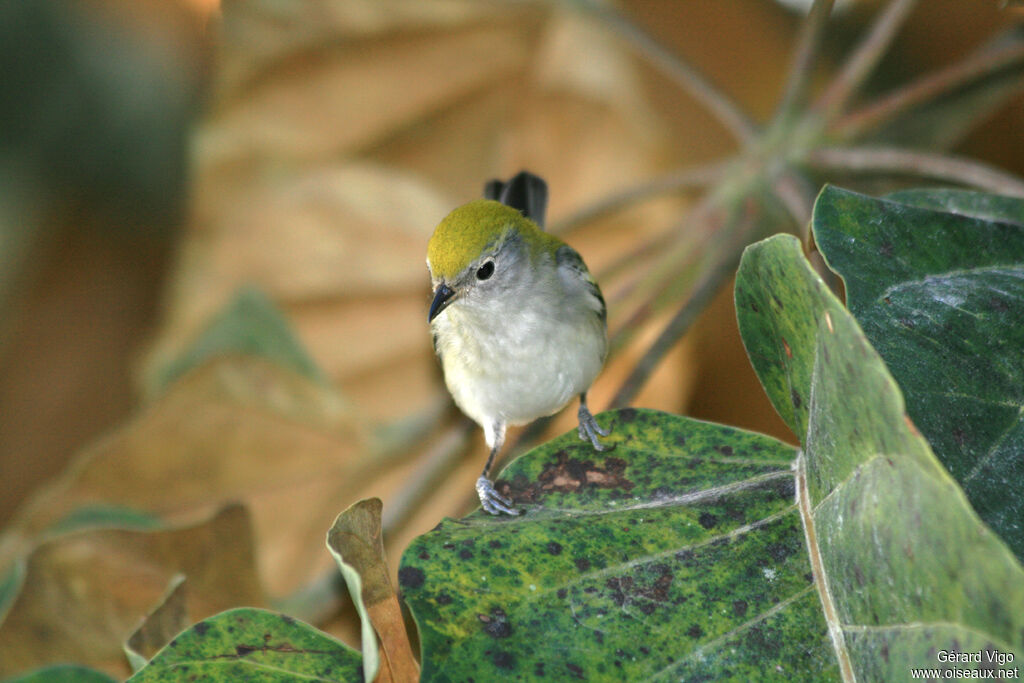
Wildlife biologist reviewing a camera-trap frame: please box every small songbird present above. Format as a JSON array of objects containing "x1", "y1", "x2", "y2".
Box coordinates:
[{"x1": 426, "y1": 171, "x2": 609, "y2": 515}]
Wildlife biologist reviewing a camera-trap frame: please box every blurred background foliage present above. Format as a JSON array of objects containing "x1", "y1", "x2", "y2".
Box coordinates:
[{"x1": 0, "y1": 0, "x2": 1021, "y2": 678}]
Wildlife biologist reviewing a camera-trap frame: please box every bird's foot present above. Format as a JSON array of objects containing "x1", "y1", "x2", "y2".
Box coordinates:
[
  {"x1": 476, "y1": 476, "x2": 520, "y2": 516},
  {"x1": 577, "y1": 403, "x2": 611, "y2": 452}
]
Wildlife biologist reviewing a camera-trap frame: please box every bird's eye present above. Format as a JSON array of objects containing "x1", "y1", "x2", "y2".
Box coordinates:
[{"x1": 476, "y1": 261, "x2": 495, "y2": 281}]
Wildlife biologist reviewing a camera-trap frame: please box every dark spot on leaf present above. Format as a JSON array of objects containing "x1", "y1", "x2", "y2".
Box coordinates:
[
  {"x1": 488, "y1": 540, "x2": 502, "y2": 549},
  {"x1": 546, "y1": 541, "x2": 563, "y2": 555},
  {"x1": 583, "y1": 586, "x2": 597, "y2": 594},
  {"x1": 675, "y1": 434, "x2": 686, "y2": 446},
  {"x1": 879, "y1": 242, "x2": 893, "y2": 257},
  {"x1": 491, "y1": 650, "x2": 515, "y2": 670},
  {"x1": 989, "y1": 297, "x2": 1009, "y2": 312},
  {"x1": 751, "y1": 301, "x2": 759, "y2": 313},
  {"x1": 952, "y1": 427, "x2": 966, "y2": 447},
  {"x1": 883, "y1": 296, "x2": 891, "y2": 305},
  {"x1": 716, "y1": 445, "x2": 733, "y2": 456},
  {"x1": 772, "y1": 294, "x2": 784, "y2": 310},
  {"x1": 687, "y1": 624, "x2": 704, "y2": 639},
  {"x1": 791, "y1": 389, "x2": 802, "y2": 409},
  {"x1": 566, "y1": 662, "x2": 585, "y2": 679},
  {"x1": 782, "y1": 337, "x2": 792, "y2": 358},
  {"x1": 575, "y1": 557, "x2": 591, "y2": 572},
  {"x1": 534, "y1": 451, "x2": 634, "y2": 494},
  {"x1": 280, "y1": 614, "x2": 295, "y2": 625},
  {"x1": 698, "y1": 512, "x2": 717, "y2": 529},
  {"x1": 398, "y1": 566, "x2": 425, "y2": 589},
  {"x1": 534, "y1": 662, "x2": 545, "y2": 677},
  {"x1": 418, "y1": 550, "x2": 430, "y2": 560},
  {"x1": 618, "y1": 407, "x2": 638, "y2": 422},
  {"x1": 557, "y1": 588, "x2": 568, "y2": 600},
  {"x1": 169, "y1": 638, "x2": 178, "y2": 648},
  {"x1": 478, "y1": 607, "x2": 512, "y2": 638},
  {"x1": 733, "y1": 600, "x2": 748, "y2": 617},
  {"x1": 898, "y1": 318, "x2": 915, "y2": 329},
  {"x1": 442, "y1": 542, "x2": 455, "y2": 550},
  {"x1": 594, "y1": 630, "x2": 605, "y2": 644},
  {"x1": 771, "y1": 477, "x2": 796, "y2": 500},
  {"x1": 193, "y1": 622, "x2": 210, "y2": 637},
  {"x1": 639, "y1": 602, "x2": 656, "y2": 615},
  {"x1": 853, "y1": 564, "x2": 865, "y2": 587},
  {"x1": 436, "y1": 592, "x2": 452, "y2": 605},
  {"x1": 767, "y1": 542, "x2": 793, "y2": 563},
  {"x1": 675, "y1": 549, "x2": 695, "y2": 564},
  {"x1": 640, "y1": 646, "x2": 650, "y2": 655},
  {"x1": 236, "y1": 644, "x2": 257, "y2": 656},
  {"x1": 459, "y1": 548, "x2": 473, "y2": 560}
]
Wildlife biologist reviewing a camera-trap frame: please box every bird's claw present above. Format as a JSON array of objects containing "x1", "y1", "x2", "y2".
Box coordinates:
[
  {"x1": 476, "y1": 476, "x2": 520, "y2": 516},
  {"x1": 577, "y1": 404, "x2": 611, "y2": 451}
]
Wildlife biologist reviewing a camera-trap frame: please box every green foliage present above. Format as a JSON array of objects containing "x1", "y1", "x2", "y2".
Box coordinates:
[
  {"x1": 127, "y1": 608, "x2": 363, "y2": 682},
  {"x1": 400, "y1": 409, "x2": 839, "y2": 681},
  {"x1": 151, "y1": 287, "x2": 327, "y2": 392},
  {"x1": 813, "y1": 186, "x2": 1024, "y2": 560},
  {"x1": 736, "y1": 233, "x2": 1024, "y2": 680},
  {"x1": 3, "y1": 664, "x2": 118, "y2": 683}
]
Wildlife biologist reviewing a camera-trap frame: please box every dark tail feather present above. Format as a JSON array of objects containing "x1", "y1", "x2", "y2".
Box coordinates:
[{"x1": 483, "y1": 171, "x2": 548, "y2": 229}]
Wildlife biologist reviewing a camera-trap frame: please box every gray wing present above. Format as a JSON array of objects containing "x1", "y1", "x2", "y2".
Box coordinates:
[{"x1": 556, "y1": 245, "x2": 607, "y2": 325}]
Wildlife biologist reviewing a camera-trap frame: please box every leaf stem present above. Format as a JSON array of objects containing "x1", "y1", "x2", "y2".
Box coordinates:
[
  {"x1": 551, "y1": 160, "x2": 729, "y2": 235},
  {"x1": 609, "y1": 235, "x2": 747, "y2": 409},
  {"x1": 807, "y1": 146, "x2": 1024, "y2": 197},
  {"x1": 570, "y1": 0, "x2": 757, "y2": 145},
  {"x1": 774, "y1": 0, "x2": 836, "y2": 122},
  {"x1": 833, "y1": 41, "x2": 1024, "y2": 141},
  {"x1": 813, "y1": 0, "x2": 920, "y2": 121},
  {"x1": 381, "y1": 420, "x2": 474, "y2": 537}
]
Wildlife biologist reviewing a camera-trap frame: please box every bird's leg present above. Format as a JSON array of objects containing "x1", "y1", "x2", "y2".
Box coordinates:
[
  {"x1": 477, "y1": 421, "x2": 519, "y2": 516},
  {"x1": 577, "y1": 392, "x2": 610, "y2": 451}
]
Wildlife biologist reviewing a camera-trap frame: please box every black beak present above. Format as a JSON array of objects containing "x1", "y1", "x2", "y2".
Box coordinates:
[{"x1": 429, "y1": 284, "x2": 457, "y2": 322}]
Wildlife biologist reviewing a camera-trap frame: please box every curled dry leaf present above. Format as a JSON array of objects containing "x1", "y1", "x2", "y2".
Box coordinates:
[
  {"x1": 0, "y1": 504, "x2": 262, "y2": 680},
  {"x1": 0, "y1": 355, "x2": 368, "y2": 598}
]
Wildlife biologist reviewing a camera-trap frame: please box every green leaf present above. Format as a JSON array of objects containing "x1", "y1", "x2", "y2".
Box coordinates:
[
  {"x1": 2, "y1": 664, "x2": 118, "y2": 683},
  {"x1": 151, "y1": 286, "x2": 326, "y2": 393},
  {"x1": 813, "y1": 186, "x2": 1024, "y2": 560},
  {"x1": 401, "y1": 409, "x2": 840, "y2": 681},
  {"x1": 127, "y1": 607, "x2": 363, "y2": 682},
  {"x1": 736, "y1": 233, "x2": 1024, "y2": 680},
  {"x1": 48, "y1": 503, "x2": 162, "y2": 536}
]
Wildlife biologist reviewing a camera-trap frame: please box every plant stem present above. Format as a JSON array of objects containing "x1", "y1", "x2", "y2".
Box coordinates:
[
  {"x1": 609, "y1": 246, "x2": 742, "y2": 410},
  {"x1": 551, "y1": 160, "x2": 729, "y2": 235},
  {"x1": 381, "y1": 420, "x2": 474, "y2": 537},
  {"x1": 814, "y1": 0, "x2": 920, "y2": 121},
  {"x1": 570, "y1": 0, "x2": 757, "y2": 145},
  {"x1": 774, "y1": 0, "x2": 836, "y2": 122},
  {"x1": 772, "y1": 167, "x2": 818, "y2": 232},
  {"x1": 833, "y1": 41, "x2": 1024, "y2": 141},
  {"x1": 807, "y1": 146, "x2": 1024, "y2": 197}
]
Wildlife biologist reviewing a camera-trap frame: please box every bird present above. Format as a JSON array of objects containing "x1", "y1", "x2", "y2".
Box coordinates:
[{"x1": 426, "y1": 171, "x2": 610, "y2": 515}]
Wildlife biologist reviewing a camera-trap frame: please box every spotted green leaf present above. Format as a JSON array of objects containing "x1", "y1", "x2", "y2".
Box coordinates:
[
  {"x1": 736, "y1": 233, "x2": 1024, "y2": 681},
  {"x1": 127, "y1": 607, "x2": 363, "y2": 682},
  {"x1": 813, "y1": 186, "x2": 1024, "y2": 560},
  {"x1": 401, "y1": 408, "x2": 840, "y2": 681}
]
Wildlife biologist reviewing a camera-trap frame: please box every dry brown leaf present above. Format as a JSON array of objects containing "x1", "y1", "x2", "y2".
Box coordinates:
[
  {"x1": 1, "y1": 355, "x2": 368, "y2": 597},
  {"x1": 0, "y1": 504, "x2": 262, "y2": 680},
  {"x1": 124, "y1": 574, "x2": 190, "y2": 671},
  {"x1": 327, "y1": 498, "x2": 419, "y2": 683}
]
